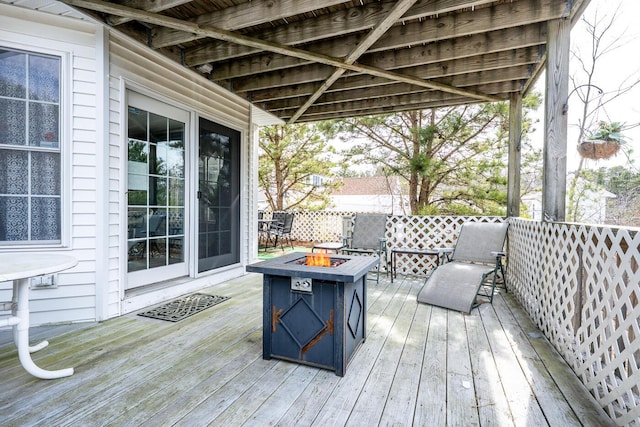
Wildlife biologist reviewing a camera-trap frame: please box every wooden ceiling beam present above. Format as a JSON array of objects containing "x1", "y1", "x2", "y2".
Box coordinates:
[
  {"x1": 359, "y1": 24, "x2": 547, "y2": 70},
  {"x1": 369, "y1": 0, "x2": 566, "y2": 52},
  {"x1": 271, "y1": 82, "x2": 521, "y2": 120},
  {"x1": 183, "y1": 3, "x2": 403, "y2": 66},
  {"x1": 109, "y1": 0, "x2": 193, "y2": 26},
  {"x1": 275, "y1": 81, "x2": 520, "y2": 116},
  {"x1": 229, "y1": 26, "x2": 545, "y2": 93},
  {"x1": 62, "y1": 0, "x2": 501, "y2": 102},
  {"x1": 263, "y1": 66, "x2": 531, "y2": 110},
  {"x1": 186, "y1": 0, "x2": 562, "y2": 68},
  {"x1": 287, "y1": 0, "x2": 419, "y2": 124},
  {"x1": 249, "y1": 47, "x2": 542, "y2": 102},
  {"x1": 209, "y1": 24, "x2": 543, "y2": 85},
  {"x1": 152, "y1": 0, "x2": 348, "y2": 48},
  {"x1": 292, "y1": 99, "x2": 476, "y2": 122},
  {"x1": 154, "y1": 0, "x2": 495, "y2": 50}
]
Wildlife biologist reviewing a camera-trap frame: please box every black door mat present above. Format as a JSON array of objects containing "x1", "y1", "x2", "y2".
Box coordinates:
[{"x1": 138, "y1": 293, "x2": 230, "y2": 322}]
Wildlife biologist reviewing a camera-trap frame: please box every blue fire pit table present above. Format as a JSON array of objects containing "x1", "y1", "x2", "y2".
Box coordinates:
[{"x1": 246, "y1": 252, "x2": 379, "y2": 376}]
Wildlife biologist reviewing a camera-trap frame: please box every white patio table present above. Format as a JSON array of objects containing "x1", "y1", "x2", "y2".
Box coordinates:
[{"x1": 0, "y1": 253, "x2": 78, "y2": 379}]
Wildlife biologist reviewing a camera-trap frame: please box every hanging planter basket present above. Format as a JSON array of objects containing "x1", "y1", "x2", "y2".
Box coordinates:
[{"x1": 577, "y1": 139, "x2": 621, "y2": 160}]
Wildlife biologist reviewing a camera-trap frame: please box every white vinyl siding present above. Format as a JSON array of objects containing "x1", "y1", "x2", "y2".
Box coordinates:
[
  {"x1": 0, "y1": 1, "x2": 265, "y2": 324},
  {"x1": 108, "y1": 31, "x2": 253, "y2": 314},
  {"x1": 0, "y1": 4, "x2": 100, "y2": 325}
]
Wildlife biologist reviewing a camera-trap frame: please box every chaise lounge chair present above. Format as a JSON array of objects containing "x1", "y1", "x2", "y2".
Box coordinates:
[{"x1": 417, "y1": 222, "x2": 508, "y2": 314}]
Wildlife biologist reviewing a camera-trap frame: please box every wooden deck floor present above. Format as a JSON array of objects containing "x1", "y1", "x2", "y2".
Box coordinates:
[{"x1": 0, "y1": 273, "x2": 612, "y2": 426}]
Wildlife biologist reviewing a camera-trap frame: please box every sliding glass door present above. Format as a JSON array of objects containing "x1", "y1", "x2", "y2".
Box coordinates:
[
  {"x1": 126, "y1": 93, "x2": 188, "y2": 288},
  {"x1": 197, "y1": 117, "x2": 240, "y2": 272}
]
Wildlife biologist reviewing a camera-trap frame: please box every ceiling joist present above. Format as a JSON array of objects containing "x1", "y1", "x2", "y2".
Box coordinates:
[
  {"x1": 62, "y1": 0, "x2": 501, "y2": 111},
  {"x1": 60, "y1": 0, "x2": 589, "y2": 123}
]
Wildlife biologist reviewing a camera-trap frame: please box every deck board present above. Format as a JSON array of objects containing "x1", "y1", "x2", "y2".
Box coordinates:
[
  {"x1": 415, "y1": 303, "x2": 447, "y2": 426},
  {"x1": 465, "y1": 307, "x2": 515, "y2": 426},
  {"x1": 0, "y1": 273, "x2": 613, "y2": 426},
  {"x1": 447, "y1": 309, "x2": 480, "y2": 426}
]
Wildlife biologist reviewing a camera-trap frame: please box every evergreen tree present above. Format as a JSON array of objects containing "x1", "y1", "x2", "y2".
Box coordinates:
[
  {"x1": 258, "y1": 123, "x2": 340, "y2": 211},
  {"x1": 328, "y1": 98, "x2": 540, "y2": 215}
]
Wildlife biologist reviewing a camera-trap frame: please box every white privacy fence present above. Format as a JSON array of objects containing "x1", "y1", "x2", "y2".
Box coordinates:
[
  {"x1": 508, "y1": 218, "x2": 640, "y2": 426},
  {"x1": 270, "y1": 210, "x2": 639, "y2": 424}
]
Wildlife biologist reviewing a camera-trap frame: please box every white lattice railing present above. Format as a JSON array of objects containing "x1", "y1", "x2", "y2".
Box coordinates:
[
  {"x1": 265, "y1": 211, "x2": 639, "y2": 424},
  {"x1": 266, "y1": 211, "x2": 504, "y2": 276},
  {"x1": 384, "y1": 215, "x2": 505, "y2": 275},
  {"x1": 508, "y1": 218, "x2": 640, "y2": 425}
]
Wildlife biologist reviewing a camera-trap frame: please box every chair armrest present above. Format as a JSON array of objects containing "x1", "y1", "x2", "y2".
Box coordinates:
[
  {"x1": 435, "y1": 247, "x2": 454, "y2": 254},
  {"x1": 434, "y1": 247, "x2": 454, "y2": 264},
  {"x1": 490, "y1": 251, "x2": 506, "y2": 258}
]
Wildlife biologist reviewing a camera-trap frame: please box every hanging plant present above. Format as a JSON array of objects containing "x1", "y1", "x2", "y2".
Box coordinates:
[{"x1": 578, "y1": 121, "x2": 628, "y2": 160}]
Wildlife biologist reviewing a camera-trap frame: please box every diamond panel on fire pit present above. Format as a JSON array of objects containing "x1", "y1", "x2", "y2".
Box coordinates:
[
  {"x1": 279, "y1": 298, "x2": 326, "y2": 348},
  {"x1": 348, "y1": 288, "x2": 363, "y2": 338}
]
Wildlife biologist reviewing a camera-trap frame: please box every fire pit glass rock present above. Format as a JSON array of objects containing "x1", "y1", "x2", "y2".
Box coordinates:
[{"x1": 289, "y1": 253, "x2": 348, "y2": 268}]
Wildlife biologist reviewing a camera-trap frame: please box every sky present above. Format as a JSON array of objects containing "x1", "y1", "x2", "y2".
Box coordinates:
[{"x1": 531, "y1": 0, "x2": 640, "y2": 172}]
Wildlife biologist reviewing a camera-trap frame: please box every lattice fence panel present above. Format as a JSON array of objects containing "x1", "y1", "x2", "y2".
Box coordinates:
[
  {"x1": 289, "y1": 211, "x2": 358, "y2": 242},
  {"x1": 387, "y1": 215, "x2": 505, "y2": 276},
  {"x1": 264, "y1": 211, "x2": 504, "y2": 275},
  {"x1": 508, "y1": 218, "x2": 640, "y2": 425},
  {"x1": 265, "y1": 211, "x2": 504, "y2": 277}
]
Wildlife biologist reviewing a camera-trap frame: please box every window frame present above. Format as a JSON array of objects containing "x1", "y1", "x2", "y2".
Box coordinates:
[{"x1": 0, "y1": 43, "x2": 71, "y2": 248}]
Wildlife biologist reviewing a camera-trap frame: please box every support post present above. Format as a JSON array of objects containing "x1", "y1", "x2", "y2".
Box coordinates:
[
  {"x1": 542, "y1": 18, "x2": 570, "y2": 222},
  {"x1": 507, "y1": 92, "x2": 522, "y2": 218}
]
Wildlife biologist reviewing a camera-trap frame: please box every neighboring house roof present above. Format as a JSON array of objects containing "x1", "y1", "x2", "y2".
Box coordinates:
[{"x1": 333, "y1": 176, "x2": 405, "y2": 196}]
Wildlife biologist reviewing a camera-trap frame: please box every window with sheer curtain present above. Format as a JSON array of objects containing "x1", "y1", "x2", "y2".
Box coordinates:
[{"x1": 0, "y1": 47, "x2": 62, "y2": 244}]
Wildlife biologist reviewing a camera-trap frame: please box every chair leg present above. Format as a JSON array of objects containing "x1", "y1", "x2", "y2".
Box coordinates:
[
  {"x1": 499, "y1": 263, "x2": 507, "y2": 292},
  {"x1": 489, "y1": 272, "x2": 498, "y2": 303}
]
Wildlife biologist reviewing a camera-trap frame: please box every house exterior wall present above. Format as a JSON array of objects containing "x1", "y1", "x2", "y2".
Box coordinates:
[
  {"x1": 329, "y1": 194, "x2": 409, "y2": 215},
  {"x1": 0, "y1": 4, "x2": 100, "y2": 325},
  {"x1": 0, "y1": 3, "x2": 267, "y2": 326},
  {"x1": 107, "y1": 31, "x2": 253, "y2": 316}
]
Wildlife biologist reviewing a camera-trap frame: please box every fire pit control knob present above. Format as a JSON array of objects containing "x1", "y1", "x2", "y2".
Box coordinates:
[{"x1": 291, "y1": 277, "x2": 313, "y2": 293}]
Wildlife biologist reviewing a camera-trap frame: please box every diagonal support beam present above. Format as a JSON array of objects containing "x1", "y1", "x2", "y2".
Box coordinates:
[
  {"x1": 288, "y1": 0, "x2": 418, "y2": 124},
  {"x1": 61, "y1": 0, "x2": 501, "y2": 105},
  {"x1": 109, "y1": 0, "x2": 192, "y2": 26}
]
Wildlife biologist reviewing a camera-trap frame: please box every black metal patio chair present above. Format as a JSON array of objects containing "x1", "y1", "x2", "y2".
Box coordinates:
[{"x1": 267, "y1": 212, "x2": 295, "y2": 251}]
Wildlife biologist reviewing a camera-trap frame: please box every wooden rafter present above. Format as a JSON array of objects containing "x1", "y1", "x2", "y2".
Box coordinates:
[
  {"x1": 287, "y1": 0, "x2": 419, "y2": 124},
  {"x1": 227, "y1": 26, "x2": 546, "y2": 93},
  {"x1": 265, "y1": 66, "x2": 531, "y2": 112},
  {"x1": 274, "y1": 81, "x2": 522, "y2": 121},
  {"x1": 108, "y1": 0, "x2": 192, "y2": 26},
  {"x1": 56, "y1": 0, "x2": 594, "y2": 122},
  {"x1": 62, "y1": 0, "x2": 501, "y2": 105},
  {"x1": 248, "y1": 48, "x2": 541, "y2": 103},
  {"x1": 190, "y1": 0, "x2": 563, "y2": 73},
  {"x1": 151, "y1": 0, "x2": 349, "y2": 48}
]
